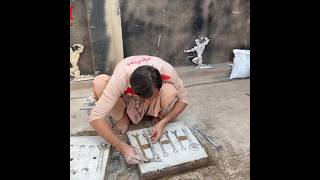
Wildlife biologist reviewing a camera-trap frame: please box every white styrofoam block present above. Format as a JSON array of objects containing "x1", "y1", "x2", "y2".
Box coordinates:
[
  {"x1": 127, "y1": 121, "x2": 208, "y2": 174},
  {"x1": 70, "y1": 136, "x2": 111, "y2": 180},
  {"x1": 230, "y1": 49, "x2": 250, "y2": 79}
]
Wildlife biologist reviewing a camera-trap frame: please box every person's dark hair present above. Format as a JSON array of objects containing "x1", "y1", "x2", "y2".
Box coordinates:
[{"x1": 130, "y1": 65, "x2": 162, "y2": 98}]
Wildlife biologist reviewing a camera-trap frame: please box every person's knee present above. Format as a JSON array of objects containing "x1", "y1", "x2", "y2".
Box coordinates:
[
  {"x1": 92, "y1": 74, "x2": 110, "y2": 100},
  {"x1": 159, "y1": 83, "x2": 178, "y2": 109}
]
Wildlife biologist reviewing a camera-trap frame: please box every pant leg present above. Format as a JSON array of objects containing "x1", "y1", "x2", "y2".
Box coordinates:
[
  {"x1": 92, "y1": 74, "x2": 111, "y2": 100},
  {"x1": 146, "y1": 83, "x2": 178, "y2": 119},
  {"x1": 92, "y1": 74, "x2": 126, "y2": 123},
  {"x1": 109, "y1": 97, "x2": 126, "y2": 122}
]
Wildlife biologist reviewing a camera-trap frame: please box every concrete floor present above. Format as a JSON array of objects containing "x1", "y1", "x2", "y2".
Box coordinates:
[{"x1": 70, "y1": 64, "x2": 250, "y2": 180}]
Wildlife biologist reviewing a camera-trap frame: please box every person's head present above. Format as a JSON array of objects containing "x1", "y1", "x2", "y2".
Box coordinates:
[
  {"x1": 130, "y1": 65, "x2": 162, "y2": 102},
  {"x1": 195, "y1": 39, "x2": 201, "y2": 46}
]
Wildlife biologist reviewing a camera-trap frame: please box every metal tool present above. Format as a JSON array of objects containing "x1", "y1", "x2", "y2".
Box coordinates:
[
  {"x1": 190, "y1": 128, "x2": 205, "y2": 144},
  {"x1": 132, "y1": 133, "x2": 148, "y2": 160},
  {"x1": 143, "y1": 129, "x2": 161, "y2": 161},
  {"x1": 182, "y1": 127, "x2": 200, "y2": 150},
  {"x1": 192, "y1": 125, "x2": 222, "y2": 150},
  {"x1": 171, "y1": 130, "x2": 186, "y2": 151},
  {"x1": 158, "y1": 138, "x2": 169, "y2": 157},
  {"x1": 164, "y1": 130, "x2": 178, "y2": 153}
]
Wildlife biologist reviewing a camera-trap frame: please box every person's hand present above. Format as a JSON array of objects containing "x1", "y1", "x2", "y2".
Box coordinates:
[
  {"x1": 150, "y1": 121, "x2": 165, "y2": 143},
  {"x1": 120, "y1": 143, "x2": 147, "y2": 164}
]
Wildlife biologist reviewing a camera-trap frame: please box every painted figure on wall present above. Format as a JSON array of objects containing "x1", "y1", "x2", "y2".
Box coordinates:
[
  {"x1": 184, "y1": 37, "x2": 210, "y2": 69},
  {"x1": 70, "y1": 44, "x2": 84, "y2": 78}
]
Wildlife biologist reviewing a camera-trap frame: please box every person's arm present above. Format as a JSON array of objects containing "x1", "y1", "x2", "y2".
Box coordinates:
[
  {"x1": 90, "y1": 118, "x2": 146, "y2": 164},
  {"x1": 184, "y1": 46, "x2": 196, "y2": 53},
  {"x1": 89, "y1": 64, "x2": 147, "y2": 164},
  {"x1": 90, "y1": 118, "x2": 127, "y2": 151},
  {"x1": 89, "y1": 69, "x2": 125, "y2": 148},
  {"x1": 150, "y1": 101, "x2": 187, "y2": 143},
  {"x1": 150, "y1": 67, "x2": 189, "y2": 142},
  {"x1": 158, "y1": 101, "x2": 187, "y2": 125}
]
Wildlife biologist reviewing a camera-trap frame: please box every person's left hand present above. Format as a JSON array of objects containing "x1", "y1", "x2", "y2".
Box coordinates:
[{"x1": 150, "y1": 121, "x2": 165, "y2": 143}]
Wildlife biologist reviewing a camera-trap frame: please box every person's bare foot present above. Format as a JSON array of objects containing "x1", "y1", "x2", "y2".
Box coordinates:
[
  {"x1": 112, "y1": 113, "x2": 130, "y2": 134},
  {"x1": 152, "y1": 116, "x2": 161, "y2": 125}
]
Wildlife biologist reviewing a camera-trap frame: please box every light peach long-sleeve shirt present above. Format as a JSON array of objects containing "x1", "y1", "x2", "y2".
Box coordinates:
[{"x1": 89, "y1": 55, "x2": 188, "y2": 122}]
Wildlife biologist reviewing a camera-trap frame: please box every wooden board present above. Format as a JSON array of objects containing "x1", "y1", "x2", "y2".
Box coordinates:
[{"x1": 127, "y1": 121, "x2": 209, "y2": 180}]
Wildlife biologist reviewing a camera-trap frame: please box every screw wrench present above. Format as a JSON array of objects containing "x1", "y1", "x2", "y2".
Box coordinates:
[{"x1": 192, "y1": 125, "x2": 222, "y2": 150}]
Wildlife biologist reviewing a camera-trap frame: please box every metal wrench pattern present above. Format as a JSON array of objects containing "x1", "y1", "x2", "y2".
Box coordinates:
[
  {"x1": 143, "y1": 129, "x2": 161, "y2": 161},
  {"x1": 171, "y1": 130, "x2": 186, "y2": 151},
  {"x1": 182, "y1": 127, "x2": 200, "y2": 150},
  {"x1": 158, "y1": 138, "x2": 169, "y2": 157},
  {"x1": 132, "y1": 133, "x2": 148, "y2": 160},
  {"x1": 164, "y1": 130, "x2": 178, "y2": 153}
]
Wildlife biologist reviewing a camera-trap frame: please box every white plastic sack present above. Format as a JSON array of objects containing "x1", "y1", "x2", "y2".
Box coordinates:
[{"x1": 230, "y1": 49, "x2": 250, "y2": 79}]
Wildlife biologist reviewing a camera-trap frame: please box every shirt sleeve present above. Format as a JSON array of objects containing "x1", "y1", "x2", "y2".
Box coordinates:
[
  {"x1": 89, "y1": 63, "x2": 127, "y2": 122},
  {"x1": 170, "y1": 67, "x2": 189, "y2": 105}
]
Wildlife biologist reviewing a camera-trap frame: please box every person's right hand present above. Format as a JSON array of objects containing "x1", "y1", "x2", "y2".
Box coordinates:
[{"x1": 121, "y1": 143, "x2": 147, "y2": 164}]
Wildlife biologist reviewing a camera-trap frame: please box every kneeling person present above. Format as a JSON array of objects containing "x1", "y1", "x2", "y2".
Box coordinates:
[{"x1": 89, "y1": 55, "x2": 188, "y2": 164}]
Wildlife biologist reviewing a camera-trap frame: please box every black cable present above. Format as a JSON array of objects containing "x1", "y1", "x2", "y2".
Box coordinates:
[{"x1": 185, "y1": 78, "x2": 247, "y2": 88}]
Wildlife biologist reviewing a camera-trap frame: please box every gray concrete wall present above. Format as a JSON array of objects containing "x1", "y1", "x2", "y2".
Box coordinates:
[
  {"x1": 70, "y1": 0, "x2": 95, "y2": 75},
  {"x1": 70, "y1": 0, "x2": 250, "y2": 73},
  {"x1": 71, "y1": 0, "x2": 124, "y2": 75},
  {"x1": 87, "y1": 0, "x2": 124, "y2": 74},
  {"x1": 119, "y1": 0, "x2": 250, "y2": 66}
]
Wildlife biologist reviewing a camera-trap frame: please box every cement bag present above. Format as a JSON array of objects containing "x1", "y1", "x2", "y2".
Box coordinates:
[{"x1": 230, "y1": 49, "x2": 250, "y2": 79}]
